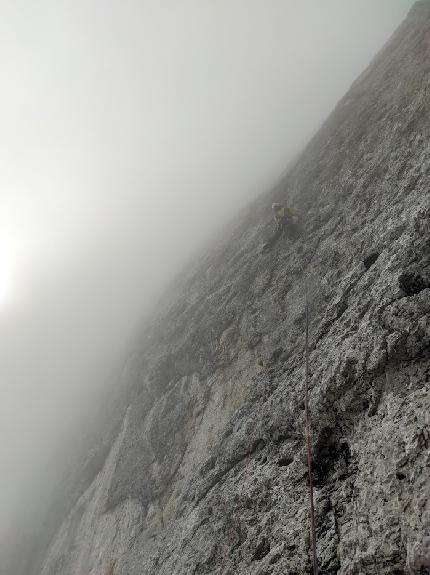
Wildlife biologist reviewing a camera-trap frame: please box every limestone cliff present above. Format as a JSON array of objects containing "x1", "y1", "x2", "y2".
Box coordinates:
[{"x1": 39, "y1": 3, "x2": 430, "y2": 574}]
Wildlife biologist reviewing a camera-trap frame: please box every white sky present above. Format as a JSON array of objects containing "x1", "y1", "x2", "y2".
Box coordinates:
[{"x1": 0, "y1": 0, "x2": 414, "y2": 538}]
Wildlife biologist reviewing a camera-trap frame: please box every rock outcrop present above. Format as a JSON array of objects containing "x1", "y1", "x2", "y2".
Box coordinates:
[{"x1": 40, "y1": 3, "x2": 430, "y2": 574}]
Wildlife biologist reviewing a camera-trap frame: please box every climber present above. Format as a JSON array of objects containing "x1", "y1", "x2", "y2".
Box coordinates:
[
  {"x1": 262, "y1": 202, "x2": 300, "y2": 253},
  {"x1": 272, "y1": 202, "x2": 300, "y2": 239}
]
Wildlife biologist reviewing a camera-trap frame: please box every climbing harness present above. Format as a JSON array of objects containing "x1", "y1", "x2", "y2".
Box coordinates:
[{"x1": 304, "y1": 287, "x2": 319, "y2": 575}]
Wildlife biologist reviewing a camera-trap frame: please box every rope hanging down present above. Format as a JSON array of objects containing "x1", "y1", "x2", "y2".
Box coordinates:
[{"x1": 304, "y1": 288, "x2": 319, "y2": 575}]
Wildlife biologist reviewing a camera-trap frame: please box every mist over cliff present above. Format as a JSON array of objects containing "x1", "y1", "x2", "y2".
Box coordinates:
[
  {"x1": 2, "y1": 3, "x2": 410, "y2": 551},
  {"x1": 2, "y1": 2, "x2": 430, "y2": 575},
  {"x1": 24, "y1": 3, "x2": 430, "y2": 574}
]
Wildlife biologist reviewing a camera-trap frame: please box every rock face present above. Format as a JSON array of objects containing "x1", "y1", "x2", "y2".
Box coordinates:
[{"x1": 40, "y1": 4, "x2": 430, "y2": 574}]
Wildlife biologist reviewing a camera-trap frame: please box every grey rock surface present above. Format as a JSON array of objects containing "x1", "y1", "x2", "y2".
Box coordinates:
[{"x1": 40, "y1": 4, "x2": 430, "y2": 574}]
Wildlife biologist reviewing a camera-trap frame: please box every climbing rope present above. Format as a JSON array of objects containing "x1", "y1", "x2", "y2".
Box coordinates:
[{"x1": 304, "y1": 287, "x2": 319, "y2": 575}]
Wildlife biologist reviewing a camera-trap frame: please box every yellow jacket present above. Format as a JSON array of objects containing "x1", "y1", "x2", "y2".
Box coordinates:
[{"x1": 274, "y1": 205, "x2": 294, "y2": 223}]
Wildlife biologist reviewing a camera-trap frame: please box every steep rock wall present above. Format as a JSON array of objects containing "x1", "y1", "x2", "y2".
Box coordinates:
[{"x1": 40, "y1": 4, "x2": 430, "y2": 574}]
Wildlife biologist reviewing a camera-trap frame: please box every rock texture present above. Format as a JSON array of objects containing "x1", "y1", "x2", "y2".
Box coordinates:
[{"x1": 40, "y1": 4, "x2": 430, "y2": 574}]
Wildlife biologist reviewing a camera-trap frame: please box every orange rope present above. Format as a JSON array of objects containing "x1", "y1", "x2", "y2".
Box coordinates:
[{"x1": 305, "y1": 290, "x2": 318, "y2": 575}]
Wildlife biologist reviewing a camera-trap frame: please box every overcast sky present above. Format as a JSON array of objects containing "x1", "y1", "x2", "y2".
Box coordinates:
[{"x1": 0, "y1": 0, "x2": 414, "y2": 541}]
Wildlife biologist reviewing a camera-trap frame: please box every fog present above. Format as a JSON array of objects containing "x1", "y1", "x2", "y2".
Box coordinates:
[{"x1": 0, "y1": 0, "x2": 413, "y2": 556}]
